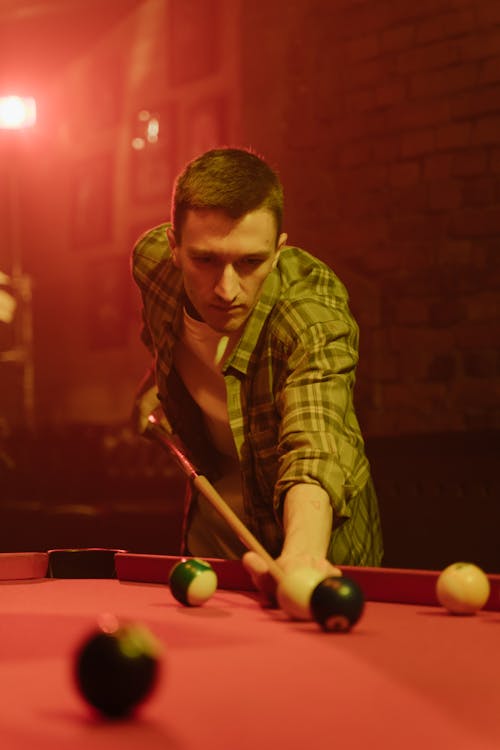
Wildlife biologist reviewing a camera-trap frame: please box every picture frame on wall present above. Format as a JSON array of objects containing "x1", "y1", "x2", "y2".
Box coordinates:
[
  {"x1": 72, "y1": 154, "x2": 114, "y2": 250},
  {"x1": 169, "y1": 0, "x2": 221, "y2": 86},
  {"x1": 67, "y1": 48, "x2": 124, "y2": 142},
  {"x1": 86, "y1": 255, "x2": 135, "y2": 349},
  {"x1": 184, "y1": 96, "x2": 228, "y2": 161},
  {"x1": 87, "y1": 49, "x2": 125, "y2": 131}
]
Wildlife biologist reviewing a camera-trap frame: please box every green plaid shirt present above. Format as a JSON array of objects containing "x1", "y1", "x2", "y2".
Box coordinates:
[{"x1": 133, "y1": 223, "x2": 383, "y2": 565}]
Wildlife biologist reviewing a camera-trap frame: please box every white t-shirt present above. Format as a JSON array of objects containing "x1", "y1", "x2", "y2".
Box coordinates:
[{"x1": 173, "y1": 310, "x2": 247, "y2": 558}]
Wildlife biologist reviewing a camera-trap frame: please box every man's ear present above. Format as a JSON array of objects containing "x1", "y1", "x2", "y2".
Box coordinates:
[
  {"x1": 277, "y1": 232, "x2": 288, "y2": 250},
  {"x1": 166, "y1": 226, "x2": 179, "y2": 267},
  {"x1": 272, "y1": 232, "x2": 288, "y2": 269}
]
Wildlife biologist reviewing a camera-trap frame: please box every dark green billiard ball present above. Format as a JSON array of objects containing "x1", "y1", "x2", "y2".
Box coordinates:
[
  {"x1": 74, "y1": 618, "x2": 161, "y2": 718},
  {"x1": 310, "y1": 576, "x2": 365, "y2": 632},
  {"x1": 169, "y1": 558, "x2": 218, "y2": 606}
]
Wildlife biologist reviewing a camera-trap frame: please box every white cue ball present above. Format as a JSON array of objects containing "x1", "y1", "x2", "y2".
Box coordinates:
[
  {"x1": 436, "y1": 562, "x2": 490, "y2": 615},
  {"x1": 276, "y1": 567, "x2": 326, "y2": 621}
]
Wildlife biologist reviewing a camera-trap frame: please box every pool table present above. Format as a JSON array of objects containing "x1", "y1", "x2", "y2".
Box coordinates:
[{"x1": 0, "y1": 551, "x2": 499, "y2": 750}]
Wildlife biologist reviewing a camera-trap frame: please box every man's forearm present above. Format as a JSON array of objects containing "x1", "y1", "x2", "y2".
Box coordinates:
[
  {"x1": 242, "y1": 483, "x2": 337, "y2": 598},
  {"x1": 281, "y1": 483, "x2": 333, "y2": 559}
]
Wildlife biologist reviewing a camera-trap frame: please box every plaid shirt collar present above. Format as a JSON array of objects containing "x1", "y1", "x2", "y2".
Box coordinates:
[
  {"x1": 163, "y1": 257, "x2": 282, "y2": 377},
  {"x1": 223, "y1": 269, "x2": 281, "y2": 375}
]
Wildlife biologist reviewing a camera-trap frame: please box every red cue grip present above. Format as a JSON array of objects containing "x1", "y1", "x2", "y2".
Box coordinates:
[{"x1": 145, "y1": 416, "x2": 283, "y2": 582}]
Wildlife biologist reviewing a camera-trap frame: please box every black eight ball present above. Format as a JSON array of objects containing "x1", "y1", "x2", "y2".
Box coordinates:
[{"x1": 310, "y1": 576, "x2": 365, "y2": 632}]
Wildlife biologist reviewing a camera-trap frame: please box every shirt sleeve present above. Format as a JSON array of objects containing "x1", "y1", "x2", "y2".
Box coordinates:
[
  {"x1": 130, "y1": 223, "x2": 174, "y2": 356},
  {"x1": 273, "y1": 311, "x2": 369, "y2": 521}
]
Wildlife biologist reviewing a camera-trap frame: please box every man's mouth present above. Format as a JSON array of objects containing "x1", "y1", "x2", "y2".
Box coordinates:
[{"x1": 210, "y1": 303, "x2": 243, "y2": 312}]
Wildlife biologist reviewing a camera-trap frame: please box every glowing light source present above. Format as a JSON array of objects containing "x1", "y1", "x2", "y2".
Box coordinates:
[
  {"x1": 0, "y1": 96, "x2": 37, "y2": 129},
  {"x1": 147, "y1": 117, "x2": 159, "y2": 143},
  {"x1": 131, "y1": 109, "x2": 160, "y2": 150}
]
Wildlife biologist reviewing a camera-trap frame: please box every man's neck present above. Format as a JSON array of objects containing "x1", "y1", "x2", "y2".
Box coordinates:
[{"x1": 184, "y1": 296, "x2": 203, "y2": 322}]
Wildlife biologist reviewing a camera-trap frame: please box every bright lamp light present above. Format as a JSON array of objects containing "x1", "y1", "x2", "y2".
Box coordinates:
[{"x1": 0, "y1": 96, "x2": 37, "y2": 129}]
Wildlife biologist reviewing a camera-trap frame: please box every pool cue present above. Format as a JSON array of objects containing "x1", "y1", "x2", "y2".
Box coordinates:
[{"x1": 145, "y1": 414, "x2": 283, "y2": 581}]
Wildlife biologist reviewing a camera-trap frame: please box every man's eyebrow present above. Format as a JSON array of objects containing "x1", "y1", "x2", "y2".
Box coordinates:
[
  {"x1": 185, "y1": 247, "x2": 218, "y2": 258},
  {"x1": 186, "y1": 246, "x2": 273, "y2": 257}
]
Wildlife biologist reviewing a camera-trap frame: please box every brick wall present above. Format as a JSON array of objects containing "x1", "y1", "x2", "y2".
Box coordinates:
[{"x1": 241, "y1": 0, "x2": 500, "y2": 435}]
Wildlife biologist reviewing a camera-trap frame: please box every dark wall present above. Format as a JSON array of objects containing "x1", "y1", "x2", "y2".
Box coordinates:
[{"x1": 240, "y1": 0, "x2": 500, "y2": 436}]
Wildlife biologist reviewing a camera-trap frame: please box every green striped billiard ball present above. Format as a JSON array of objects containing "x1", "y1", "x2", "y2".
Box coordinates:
[
  {"x1": 169, "y1": 558, "x2": 218, "y2": 606},
  {"x1": 310, "y1": 576, "x2": 365, "y2": 632}
]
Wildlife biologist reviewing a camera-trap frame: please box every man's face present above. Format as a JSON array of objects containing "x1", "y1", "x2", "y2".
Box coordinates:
[{"x1": 167, "y1": 208, "x2": 287, "y2": 333}]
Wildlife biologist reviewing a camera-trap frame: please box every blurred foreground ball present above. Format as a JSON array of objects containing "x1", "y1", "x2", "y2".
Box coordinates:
[{"x1": 74, "y1": 617, "x2": 161, "y2": 718}]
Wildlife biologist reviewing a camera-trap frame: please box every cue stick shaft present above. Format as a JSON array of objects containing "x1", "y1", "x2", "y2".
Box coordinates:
[{"x1": 145, "y1": 416, "x2": 283, "y2": 581}]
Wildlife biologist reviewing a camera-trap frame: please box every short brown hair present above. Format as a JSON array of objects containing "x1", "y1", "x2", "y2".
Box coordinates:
[{"x1": 172, "y1": 148, "x2": 284, "y2": 243}]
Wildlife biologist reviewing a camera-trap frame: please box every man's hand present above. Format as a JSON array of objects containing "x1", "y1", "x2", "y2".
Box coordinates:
[
  {"x1": 242, "y1": 483, "x2": 340, "y2": 606},
  {"x1": 132, "y1": 384, "x2": 163, "y2": 434},
  {"x1": 242, "y1": 550, "x2": 340, "y2": 606}
]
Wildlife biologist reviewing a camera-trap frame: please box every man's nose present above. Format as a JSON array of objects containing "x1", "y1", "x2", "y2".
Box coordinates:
[{"x1": 214, "y1": 264, "x2": 239, "y2": 301}]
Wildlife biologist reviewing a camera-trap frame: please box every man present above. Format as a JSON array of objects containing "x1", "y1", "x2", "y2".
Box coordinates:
[{"x1": 132, "y1": 148, "x2": 383, "y2": 594}]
